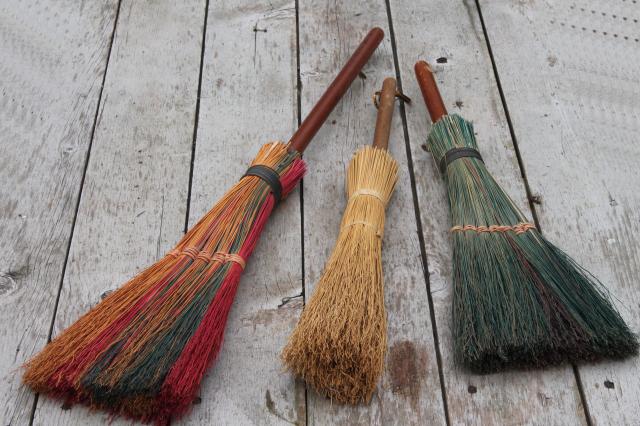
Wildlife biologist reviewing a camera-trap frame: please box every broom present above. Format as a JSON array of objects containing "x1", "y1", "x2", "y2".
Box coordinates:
[
  {"x1": 281, "y1": 77, "x2": 402, "y2": 404},
  {"x1": 414, "y1": 60, "x2": 638, "y2": 372},
  {"x1": 22, "y1": 28, "x2": 385, "y2": 424}
]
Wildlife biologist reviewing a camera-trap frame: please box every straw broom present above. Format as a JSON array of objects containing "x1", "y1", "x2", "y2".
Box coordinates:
[
  {"x1": 414, "y1": 61, "x2": 638, "y2": 372},
  {"x1": 282, "y1": 77, "x2": 402, "y2": 404},
  {"x1": 22, "y1": 28, "x2": 385, "y2": 424}
]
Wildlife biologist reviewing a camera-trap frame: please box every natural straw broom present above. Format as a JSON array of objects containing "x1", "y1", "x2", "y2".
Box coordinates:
[
  {"x1": 414, "y1": 60, "x2": 638, "y2": 372},
  {"x1": 22, "y1": 28, "x2": 385, "y2": 424},
  {"x1": 282, "y1": 77, "x2": 403, "y2": 403}
]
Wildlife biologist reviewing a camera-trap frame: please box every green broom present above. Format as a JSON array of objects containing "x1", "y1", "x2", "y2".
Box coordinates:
[{"x1": 414, "y1": 60, "x2": 638, "y2": 372}]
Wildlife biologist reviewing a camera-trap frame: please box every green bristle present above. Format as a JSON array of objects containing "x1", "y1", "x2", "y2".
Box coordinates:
[{"x1": 427, "y1": 114, "x2": 638, "y2": 372}]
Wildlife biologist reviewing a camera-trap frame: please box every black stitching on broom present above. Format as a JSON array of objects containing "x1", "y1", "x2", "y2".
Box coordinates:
[
  {"x1": 243, "y1": 165, "x2": 282, "y2": 203},
  {"x1": 439, "y1": 147, "x2": 483, "y2": 173}
]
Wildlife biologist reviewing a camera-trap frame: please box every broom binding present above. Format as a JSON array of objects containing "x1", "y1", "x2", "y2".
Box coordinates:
[
  {"x1": 450, "y1": 223, "x2": 536, "y2": 235},
  {"x1": 438, "y1": 146, "x2": 483, "y2": 173},
  {"x1": 242, "y1": 164, "x2": 283, "y2": 203},
  {"x1": 167, "y1": 248, "x2": 247, "y2": 269},
  {"x1": 348, "y1": 188, "x2": 387, "y2": 204}
]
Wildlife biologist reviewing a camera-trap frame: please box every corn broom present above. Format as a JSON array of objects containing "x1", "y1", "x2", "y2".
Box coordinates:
[
  {"x1": 22, "y1": 28, "x2": 385, "y2": 424},
  {"x1": 414, "y1": 60, "x2": 638, "y2": 372},
  {"x1": 282, "y1": 77, "x2": 402, "y2": 403}
]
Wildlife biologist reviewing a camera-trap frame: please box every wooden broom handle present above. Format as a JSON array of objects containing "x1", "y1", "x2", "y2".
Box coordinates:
[
  {"x1": 372, "y1": 77, "x2": 397, "y2": 150},
  {"x1": 289, "y1": 27, "x2": 385, "y2": 153},
  {"x1": 414, "y1": 60, "x2": 447, "y2": 122}
]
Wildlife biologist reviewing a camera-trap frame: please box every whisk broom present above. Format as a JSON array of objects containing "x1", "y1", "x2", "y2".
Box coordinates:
[
  {"x1": 281, "y1": 77, "x2": 402, "y2": 403},
  {"x1": 414, "y1": 60, "x2": 638, "y2": 372},
  {"x1": 22, "y1": 28, "x2": 385, "y2": 424}
]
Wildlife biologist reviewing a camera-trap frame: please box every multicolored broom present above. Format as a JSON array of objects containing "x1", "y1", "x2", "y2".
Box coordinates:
[
  {"x1": 282, "y1": 77, "x2": 402, "y2": 403},
  {"x1": 414, "y1": 60, "x2": 638, "y2": 372},
  {"x1": 22, "y1": 28, "x2": 385, "y2": 423}
]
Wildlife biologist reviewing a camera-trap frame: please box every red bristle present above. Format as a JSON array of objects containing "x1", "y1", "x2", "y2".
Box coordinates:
[{"x1": 158, "y1": 202, "x2": 275, "y2": 417}]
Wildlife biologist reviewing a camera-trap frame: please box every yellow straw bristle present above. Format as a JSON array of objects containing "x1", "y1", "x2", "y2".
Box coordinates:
[{"x1": 281, "y1": 146, "x2": 398, "y2": 404}]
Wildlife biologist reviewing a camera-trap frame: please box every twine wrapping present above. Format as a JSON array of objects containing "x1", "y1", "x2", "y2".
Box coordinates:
[
  {"x1": 343, "y1": 189, "x2": 388, "y2": 237},
  {"x1": 450, "y1": 222, "x2": 536, "y2": 235},
  {"x1": 168, "y1": 248, "x2": 246, "y2": 269}
]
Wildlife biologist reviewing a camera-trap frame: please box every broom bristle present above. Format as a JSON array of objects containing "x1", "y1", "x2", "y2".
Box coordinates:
[
  {"x1": 428, "y1": 114, "x2": 638, "y2": 372},
  {"x1": 282, "y1": 146, "x2": 398, "y2": 404},
  {"x1": 23, "y1": 142, "x2": 305, "y2": 423}
]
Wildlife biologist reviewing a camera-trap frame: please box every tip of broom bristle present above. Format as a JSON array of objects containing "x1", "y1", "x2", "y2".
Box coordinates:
[
  {"x1": 281, "y1": 340, "x2": 381, "y2": 405},
  {"x1": 464, "y1": 339, "x2": 639, "y2": 374}
]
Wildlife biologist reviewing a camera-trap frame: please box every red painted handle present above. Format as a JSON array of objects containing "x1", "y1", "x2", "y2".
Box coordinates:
[
  {"x1": 414, "y1": 60, "x2": 447, "y2": 122},
  {"x1": 289, "y1": 28, "x2": 385, "y2": 153}
]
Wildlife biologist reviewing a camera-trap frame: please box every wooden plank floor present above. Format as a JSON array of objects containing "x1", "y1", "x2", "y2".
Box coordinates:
[{"x1": 1, "y1": 0, "x2": 638, "y2": 424}]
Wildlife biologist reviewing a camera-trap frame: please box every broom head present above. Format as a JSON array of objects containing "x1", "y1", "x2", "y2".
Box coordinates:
[
  {"x1": 23, "y1": 142, "x2": 305, "y2": 423},
  {"x1": 427, "y1": 114, "x2": 638, "y2": 372},
  {"x1": 281, "y1": 146, "x2": 398, "y2": 403}
]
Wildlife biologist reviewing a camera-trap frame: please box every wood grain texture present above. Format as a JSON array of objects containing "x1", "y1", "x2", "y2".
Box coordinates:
[
  {"x1": 29, "y1": 1, "x2": 205, "y2": 424},
  {"x1": 0, "y1": 1, "x2": 118, "y2": 424},
  {"x1": 180, "y1": 0, "x2": 305, "y2": 424},
  {"x1": 298, "y1": 1, "x2": 446, "y2": 424},
  {"x1": 388, "y1": 0, "x2": 588, "y2": 424},
  {"x1": 478, "y1": 1, "x2": 640, "y2": 424}
]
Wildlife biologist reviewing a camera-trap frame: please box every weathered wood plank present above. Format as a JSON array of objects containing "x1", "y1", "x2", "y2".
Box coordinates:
[
  {"x1": 0, "y1": 1, "x2": 118, "y2": 424},
  {"x1": 30, "y1": 1, "x2": 205, "y2": 424},
  {"x1": 298, "y1": 1, "x2": 446, "y2": 424},
  {"x1": 478, "y1": 1, "x2": 640, "y2": 424},
  {"x1": 388, "y1": 0, "x2": 588, "y2": 424},
  {"x1": 180, "y1": 0, "x2": 304, "y2": 424}
]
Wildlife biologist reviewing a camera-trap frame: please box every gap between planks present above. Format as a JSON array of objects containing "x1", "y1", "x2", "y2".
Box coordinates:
[
  {"x1": 383, "y1": 0, "x2": 452, "y2": 423},
  {"x1": 28, "y1": 0, "x2": 124, "y2": 423},
  {"x1": 184, "y1": 0, "x2": 211, "y2": 233}
]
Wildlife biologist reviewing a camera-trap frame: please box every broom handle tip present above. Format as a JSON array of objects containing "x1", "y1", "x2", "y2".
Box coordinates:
[
  {"x1": 289, "y1": 28, "x2": 385, "y2": 153},
  {"x1": 372, "y1": 77, "x2": 397, "y2": 150},
  {"x1": 414, "y1": 60, "x2": 447, "y2": 122}
]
